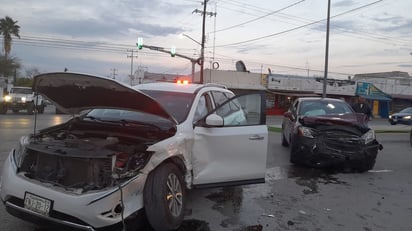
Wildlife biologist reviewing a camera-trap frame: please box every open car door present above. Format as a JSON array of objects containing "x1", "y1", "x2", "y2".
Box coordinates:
[{"x1": 192, "y1": 93, "x2": 268, "y2": 188}]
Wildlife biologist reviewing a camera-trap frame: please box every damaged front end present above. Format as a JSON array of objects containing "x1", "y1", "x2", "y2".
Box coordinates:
[
  {"x1": 292, "y1": 115, "x2": 383, "y2": 172},
  {"x1": 14, "y1": 118, "x2": 174, "y2": 194}
]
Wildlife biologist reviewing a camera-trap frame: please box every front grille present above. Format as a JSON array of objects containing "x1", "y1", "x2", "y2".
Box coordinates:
[{"x1": 321, "y1": 130, "x2": 362, "y2": 152}]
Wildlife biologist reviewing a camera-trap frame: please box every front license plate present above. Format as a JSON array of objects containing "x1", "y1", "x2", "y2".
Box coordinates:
[{"x1": 24, "y1": 192, "x2": 52, "y2": 216}]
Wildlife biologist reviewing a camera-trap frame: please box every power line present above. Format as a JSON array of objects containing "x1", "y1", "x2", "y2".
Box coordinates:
[
  {"x1": 213, "y1": 0, "x2": 386, "y2": 47},
  {"x1": 214, "y1": 0, "x2": 305, "y2": 33}
]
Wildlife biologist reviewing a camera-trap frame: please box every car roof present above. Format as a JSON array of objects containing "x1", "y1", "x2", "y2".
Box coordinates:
[{"x1": 133, "y1": 82, "x2": 228, "y2": 94}]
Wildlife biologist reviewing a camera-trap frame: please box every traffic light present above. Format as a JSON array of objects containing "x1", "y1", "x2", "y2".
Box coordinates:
[
  {"x1": 137, "y1": 37, "x2": 143, "y2": 49},
  {"x1": 171, "y1": 46, "x2": 176, "y2": 57}
]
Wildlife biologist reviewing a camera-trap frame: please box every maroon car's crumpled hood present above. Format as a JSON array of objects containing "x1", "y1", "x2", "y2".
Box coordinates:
[{"x1": 300, "y1": 113, "x2": 369, "y2": 128}]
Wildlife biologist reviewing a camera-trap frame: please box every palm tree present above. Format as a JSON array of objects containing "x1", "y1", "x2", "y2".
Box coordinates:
[{"x1": 0, "y1": 16, "x2": 20, "y2": 60}]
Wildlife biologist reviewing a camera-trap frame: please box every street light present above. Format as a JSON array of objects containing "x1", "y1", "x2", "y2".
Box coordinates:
[
  {"x1": 180, "y1": 33, "x2": 201, "y2": 46},
  {"x1": 179, "y1": 33, "x2": 204, "y2": 83}
]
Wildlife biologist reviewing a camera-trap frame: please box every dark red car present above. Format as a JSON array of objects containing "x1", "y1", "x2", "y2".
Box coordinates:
[{"x1": 281, "y1": 97, "x2": 383, "y2": 172}]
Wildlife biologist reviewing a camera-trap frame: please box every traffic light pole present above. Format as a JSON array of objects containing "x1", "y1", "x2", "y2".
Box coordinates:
[{"x1": 140, "y1": 44, "x2": 199, "y2": 83}]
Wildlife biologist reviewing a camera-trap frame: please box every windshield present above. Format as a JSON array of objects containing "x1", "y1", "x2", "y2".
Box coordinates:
[
  {"x1": 11, "y1": 88, "x2": 32, "y2": 94},
  {"x1": 399, "y1": 108, "x2": 412, "y2": 113},
  {"x1": 141, "y1": 90, "x2": 195, "y2": 123},
  {"x1": 299, "y1": 100, "x2": 354, "y2": 116}
]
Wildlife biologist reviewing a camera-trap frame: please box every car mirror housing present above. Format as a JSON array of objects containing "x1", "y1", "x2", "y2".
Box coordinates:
[
  {"x1": 284, "y1": 111, "x2": 295, "y2": 121},
  {"x1": 205, "y1": 114, "x2": 224, "y2": 127}
]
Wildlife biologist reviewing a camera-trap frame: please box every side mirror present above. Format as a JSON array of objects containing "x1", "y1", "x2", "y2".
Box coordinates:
[
  {"x1": 205, "y1": 114, "x2": 224, "y2": 127},
  {"x1": 284, "y1": 111, "x2": 294, "y2": 120}
]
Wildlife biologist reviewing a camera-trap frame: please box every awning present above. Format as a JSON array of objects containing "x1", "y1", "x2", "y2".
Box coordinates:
[
  {"x1": 356, "y1": 82, "x2": 392, "y2": 102},
  {"x1": 267, "y1": 90, "x2": 319, "y2": 97},
  {"x1": 362, "y1": 95, "x2": 392, "y2": 101}
]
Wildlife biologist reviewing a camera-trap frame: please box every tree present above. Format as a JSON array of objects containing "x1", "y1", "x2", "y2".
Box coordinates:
[
  {"x1": 0, "y1": 54, "x2": 20, "y2": 77},
  {"x1": 0, "y1": 16, "x2": 20, "y2": 60}
]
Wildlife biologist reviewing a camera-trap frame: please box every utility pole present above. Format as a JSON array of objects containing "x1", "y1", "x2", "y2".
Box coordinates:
[
  {"x1": 127, "y1": 49, "x2": 139, "y2": 85},
  {"x1": 322, "y1": 0, "x2": 331, "y2": 98},
  {"x1": 110, "y1": 68, "x2": 117, "y2": 80},
  {"x1": 193, "y1": 0, "x2": 216, "y2": 84}
]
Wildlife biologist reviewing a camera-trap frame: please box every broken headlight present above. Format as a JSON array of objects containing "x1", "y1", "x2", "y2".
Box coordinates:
[
  {"x1": 297, "y1": 126, "x2": 316, "y2": 138},
  {"x1": 112, "y1": 152, "x2": 149, "y2": 179},
  {"x1": 361, "y1": 129, "x2": 375, "y2": 144}
]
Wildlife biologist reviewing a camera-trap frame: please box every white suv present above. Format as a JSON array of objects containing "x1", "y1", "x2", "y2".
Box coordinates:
[
  {"x1": 0, "y1": 72, "x2": 268, "y2": 231},
  {"x1": 2, "y1": 86, "x2": 45, "y2": 114}
]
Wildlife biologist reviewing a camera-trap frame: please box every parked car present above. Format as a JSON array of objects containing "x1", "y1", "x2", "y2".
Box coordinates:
[
  {"x1": 388, "y1": 107, "x2": 412, "y2": 125},
  {"x1": 0, "y1": 72, "x2": 268, "y2": 231},
  {"x1": 281, "y1": 97, "x2": 383, "y2": 172}
]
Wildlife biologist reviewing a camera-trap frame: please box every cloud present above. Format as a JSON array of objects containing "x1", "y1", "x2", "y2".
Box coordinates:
[{"x1": 333, "y1": 0, "x2": 357, "y2": 8}]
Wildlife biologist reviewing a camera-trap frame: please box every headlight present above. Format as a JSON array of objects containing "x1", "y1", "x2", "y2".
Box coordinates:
[
  {"x1": 21, "y1": 97, "x2": 27, "y2": 103},
  {"x1": 4, "y1": 95, "x2": 11, "y2": 102},
  {"x1": 297, "y1": 126, "x2": 315, "y2": 138},
  {"x1": 388, "y1": 115, "x2": 392, "y2": 119},
  {"x1": 404, "y1": 115, "x2": 411, "y2": 120},
  {"x1": 361, "y1": 129, "x2": 375, "y2": 144}
]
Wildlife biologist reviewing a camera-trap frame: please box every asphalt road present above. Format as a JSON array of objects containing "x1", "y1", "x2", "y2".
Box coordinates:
[{"x1": 0, "y1": 106, "x2": 411, "y2": 231}]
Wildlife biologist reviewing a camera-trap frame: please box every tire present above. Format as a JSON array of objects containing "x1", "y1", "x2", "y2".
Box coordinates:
[
  {"x1": 144, "y1": 163, "x2": 186, "y2": 231},
  {"x1": 289, "y1": 141, "x2": 298, "y2": 164},
  {"x1": 37, "y1": 105, "x2": 45, "y2": 114},
  {"x1": 27, "y1": 103, "x2": 35, "y2": 115},
  {"x1": 0, "y1": 104, "x2": 7, "y2": 114},
  {"x1": 390, "y1": 121, "x2": 396, "y2": 125},
  {"x1": 409, "y1": 129, "x2": 412, "y2": 146},
  {"x1": 281, "y1": 132, "x2": 289, "y2": 147}
]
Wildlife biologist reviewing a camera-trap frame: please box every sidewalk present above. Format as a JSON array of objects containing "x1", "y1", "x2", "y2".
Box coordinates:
[{"x1": 266, "y1": 115, "x2": 411, "y2": 133}]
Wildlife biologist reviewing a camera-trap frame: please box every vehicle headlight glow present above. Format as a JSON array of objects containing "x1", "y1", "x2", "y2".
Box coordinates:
[
  {"x1": 361, "y1": 129, "x2": 375, "y2": 144},
  {"x1": 298, "y1": 126, "x2": 315, "y2": 138},
  {"x1": 388, "y1": 115, "x2": 392, "y2": 119},
  {"x1": 21, "y1": 97, "x2": 27, "y2": 103},
  {"x1": 404, "y1": 115, "x2": 411, "y2": 120},
  {"x1": 4, "y1": 95, "x2": 11, "y2": 102}
]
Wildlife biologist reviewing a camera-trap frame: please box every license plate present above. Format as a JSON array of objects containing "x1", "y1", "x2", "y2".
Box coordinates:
[{"x1": 24, "y1": 192, "x2": 52, "y2": 216}]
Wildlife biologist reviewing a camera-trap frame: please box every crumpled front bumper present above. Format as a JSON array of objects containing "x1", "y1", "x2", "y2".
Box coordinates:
[
  {"x1": 292, "y1": 136, "x2": 382, "y2": 167},
  {"x1": 0, "y1": 149, "x2": 146, "y2": 230}
]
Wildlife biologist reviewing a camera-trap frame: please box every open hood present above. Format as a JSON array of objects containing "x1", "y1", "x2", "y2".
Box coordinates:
[{"x1": 33, "y1": 72, "x2": 176, "y2": 123}]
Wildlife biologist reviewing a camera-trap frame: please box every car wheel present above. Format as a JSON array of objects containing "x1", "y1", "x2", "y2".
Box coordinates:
[
  {"x1": 289, "y1": 141, "x2": 299, "y2": 164},
  {"x1": 37, "y1": 105, "x2": 45, "y2": 114},
  {"x1": 390, "y1": 121, "x2": 396, "y2": 125},
  {"x1": 409, "y1": 129, "x2": 412, "y2": 146},
  {"x1": 281, "y1": 132, "x2": 289, "y2": 147},
  {"x1": 144, "y1": 163, "x2": 186, "y2": 231},
  {"x1": 27, "y1": 103, "x2": 35, "y2": 115},
  {"x1": 0, "y1": 105, "x2": 7, "y2": 114}
]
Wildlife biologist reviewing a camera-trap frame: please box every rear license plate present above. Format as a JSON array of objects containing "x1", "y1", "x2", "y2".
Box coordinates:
[{"x1": 24, "y1": 192, "x2": 52, "y2": 216}]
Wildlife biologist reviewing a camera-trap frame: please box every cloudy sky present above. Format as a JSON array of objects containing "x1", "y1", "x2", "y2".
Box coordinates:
[{"x1": 1, "y1": 0, "x2": 411, "y2": 82}]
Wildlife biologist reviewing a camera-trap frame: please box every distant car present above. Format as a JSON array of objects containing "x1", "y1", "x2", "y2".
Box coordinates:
[
  {"x1": 281, "y1": 97, "x2": 383, "y2": 172},
  {"x1": 388, "y1": 107, "x2": 412, "y2": 125},
  {"x1": 1, "y1": 86, "x2": 46, "y2": 114},
  {"x1": 0, "y1": 72, "x2": 268, "y2": 231}
]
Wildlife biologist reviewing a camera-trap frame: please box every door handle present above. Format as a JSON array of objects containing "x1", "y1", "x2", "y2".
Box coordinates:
[{"x1": 249, "y1": 135, "x2": 264, "y2": 140}]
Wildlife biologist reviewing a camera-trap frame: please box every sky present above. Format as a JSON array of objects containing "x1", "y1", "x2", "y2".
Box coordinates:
[{"x1": 1, "y1": 0, "x2": 411, "y2": 83}]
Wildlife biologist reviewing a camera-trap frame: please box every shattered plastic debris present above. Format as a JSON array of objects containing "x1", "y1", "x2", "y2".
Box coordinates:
[
  {"x1": 299, "y1": 210, "x2": 307, "y2": 215},
  {"x1": 261, "y1": 213, "x2": 275, "y2": 218}
]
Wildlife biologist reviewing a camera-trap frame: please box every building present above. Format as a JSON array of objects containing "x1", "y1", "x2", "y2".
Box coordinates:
[
  {"x1": 139, "y1": 69, "x2": 411, "y2": 118},
  {"x1": 353, "y1": 71, "x2": 412, "y2": 113}
]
